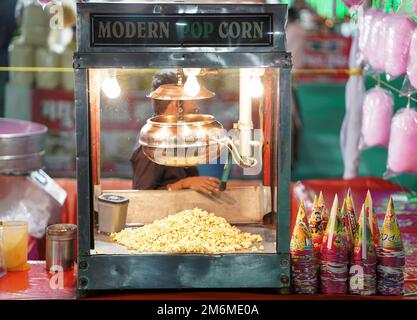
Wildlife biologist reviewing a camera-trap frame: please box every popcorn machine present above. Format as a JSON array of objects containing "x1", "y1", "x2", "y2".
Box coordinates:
[{"x1": 75, "y1": 1, "x2": 292, "y2": 297}]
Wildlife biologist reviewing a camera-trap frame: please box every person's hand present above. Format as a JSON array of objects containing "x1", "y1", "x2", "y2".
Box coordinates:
[{"x1": 172, "y1": 176, "x2": 221, "y2": 195}]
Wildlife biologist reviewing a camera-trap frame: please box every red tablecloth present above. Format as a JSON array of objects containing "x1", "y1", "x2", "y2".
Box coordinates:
[
  {"x1": 0, "y1": 261, "x2": 76, "y2": 300},
  {"x1": 2, "y1": 177, "x2": 416, "y2": 299}
]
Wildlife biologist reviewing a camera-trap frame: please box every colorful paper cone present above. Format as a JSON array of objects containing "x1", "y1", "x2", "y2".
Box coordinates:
[
  {"x1": 365, "y1": 190, "x2": 380, "y2": 248},
  {"x1": 320, "y1": 194, "x2": 349, "y2": 294},
  {"x1": 377, "y1": 196, "x2": 405, "y2": 296},
  {"x1": 346, "y1": 188, "x2": 358, "y2": 238},
  {"x1": 317, "y1": 191, "x2": 329, "y2": 231},
  {"x1": 341, "y1": 198, "x2": 354, "y2": 251},
  {"x1": 309, "y1": 195, "x2": 325, "y2": 253},
  {"x1": 291, "y1": 202, "x2": 318, "y2": 294},
  {"x1": 349, "y1": 204, "x2": 377, "y2": 295}
]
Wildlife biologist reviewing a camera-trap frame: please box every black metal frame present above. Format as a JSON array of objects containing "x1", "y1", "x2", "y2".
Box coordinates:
[{"x1": 75, "y1": 2, "x2": 292, "y2": 297}]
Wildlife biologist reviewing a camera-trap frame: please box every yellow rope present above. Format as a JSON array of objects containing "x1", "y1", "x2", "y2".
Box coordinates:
[
  {"x1": 292, "y1": 68, "x2": 364, "y2": 76},
  {"x1": 0, "y1": 66, "x2": 364, "y2": 75},
  {"x1": 0, "y1": 67, "x2": 74, "y2": 73}
]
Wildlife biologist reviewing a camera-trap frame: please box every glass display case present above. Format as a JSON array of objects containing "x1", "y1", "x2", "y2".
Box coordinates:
[{"x1": 75, "y1": 1, "x2": 292, "y2": 297}]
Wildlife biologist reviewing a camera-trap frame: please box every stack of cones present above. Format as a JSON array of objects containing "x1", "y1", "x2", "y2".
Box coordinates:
[
  {"x1": 349, "y1": 204, "x2": 377, "y2": 295},
  {"x1": 319, "y1": 195, "x2": 350, "y2": 294},
  {"x1": 377, "y1": 196, "x2": 405, "y2": 295},
  {"x1": 290, "y1": 201, "x2": 318, "y2": 294}
]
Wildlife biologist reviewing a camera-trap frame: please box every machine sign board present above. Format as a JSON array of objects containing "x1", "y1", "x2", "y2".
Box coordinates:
[{"x1": 91, "y1": 14, "x2": 273, "y2": 47}]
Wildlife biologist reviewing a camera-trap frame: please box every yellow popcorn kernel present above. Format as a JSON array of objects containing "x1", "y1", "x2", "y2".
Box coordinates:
[{"x1": 111, "y1": 208, "x2": 263, "y2": 254}]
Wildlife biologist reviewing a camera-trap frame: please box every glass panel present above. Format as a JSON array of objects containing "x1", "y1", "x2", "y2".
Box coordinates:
[{"x1": 89, "y1": 67, "x2": 279, "y2": 255}]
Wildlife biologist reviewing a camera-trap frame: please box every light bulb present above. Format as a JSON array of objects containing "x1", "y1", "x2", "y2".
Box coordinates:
[
  {"x1": 250, "y1": 75, "x2": 264, "y2": 98},
  {"x1": 184, "y1": 75, "x2": 200, "y2": 97},
  {"x1": 101, "y1": 76, "x2": 121, "y2": 99}
]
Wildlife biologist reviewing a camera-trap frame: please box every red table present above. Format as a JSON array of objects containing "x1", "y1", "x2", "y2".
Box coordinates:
[{"x1": 1, "y1": 177, "x2": 416, "y2": 300}]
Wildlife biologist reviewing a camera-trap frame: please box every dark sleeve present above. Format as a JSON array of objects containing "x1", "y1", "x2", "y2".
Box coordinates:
[
  {"x1": 130, "y1": 147, "x2": 164, "y2": 190},
  {"x1": 185, "y1": 166, "x2": 199, "y2": 177}
]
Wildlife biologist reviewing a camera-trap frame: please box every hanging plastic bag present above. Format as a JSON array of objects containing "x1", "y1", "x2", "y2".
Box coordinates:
[
  {"x1": 385, "y1": 14, "x2": 416, "y2": 80},
  {"x1": 413, "y1": 0, "x2": 417, "y2": 13},
  {"x1": 406, "y1": 29, "x2": 417, "y2": 92},
  {"x1": 359, "y1": 86, "x2": 394, "y2": 150},
  {"x1": 364, "y1": 11, "x2": 385, "y2": 71},
  {"x1": 372, "y1": 13, "x2": 390, "y2": 73},
  {"x1": 385, "y1": 105, "x2": 417, "y2": 177},
  {"x1": 358, "y1": 9, "x2": 378, "y2": 65}
]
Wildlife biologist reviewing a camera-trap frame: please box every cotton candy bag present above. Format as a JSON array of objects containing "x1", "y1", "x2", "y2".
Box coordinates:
[
  {"x1": 358, "y1": 9, "x2": 378, "y2": 63},
  {"x1": 369, "y1": 13, "x2": 389, "y2": 72},
  {"x1": 407, "y1": 29, "x2": 417, "y2": 91},
  {"x1": 385, "y1": 14, "x2": 416, "y2": 79},
  {"x1": 365, "y1": 11, "x2": 386, "y2": 70},
  {"x1": 386, "y1": 107, "x2": 417, "y2": 176},
  {"x1": 359, "y1": 87, "x2": 394, "y2": 149}
]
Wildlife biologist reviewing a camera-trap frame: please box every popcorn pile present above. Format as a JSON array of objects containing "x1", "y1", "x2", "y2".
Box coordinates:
[{"x1": 111, "y1": 208, "x2": 263, "y2": 254}]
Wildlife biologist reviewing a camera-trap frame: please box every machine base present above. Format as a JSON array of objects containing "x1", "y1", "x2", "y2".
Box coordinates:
[{"x1": 77, "y1": 253, "x2": 290, "y2": 293}]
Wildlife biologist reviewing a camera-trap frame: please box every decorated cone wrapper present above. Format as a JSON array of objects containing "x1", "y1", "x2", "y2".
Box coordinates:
[
  {"x1": 309, "y1": 195, "x2": 325, "y2": 252},
  {"x1": 346, "y1": 188, "x2": 358, "y2": 237},
  {"x1": 354, "y1": 204, "x2": 376, "y2": 263},
  {"x1": 321, "y1": 194, "x2": 349, "y2": 259},
  {"x1": 350, "y1": 204, "x2": 377, "y2": 295},
  {"x1": 379, "y1": 196, "x2": 403, "y2": 251},
  {"x1": 341, "y1": 198, "x2": 354, "y2": 250},
  {"x1": 291, "y1": 202, "x2": 314, "y2": 255},
  {"x1": 377, "y1": 197, "x2": 404, "y2": 296},
  {"x1": 365, "y1": 190, "x2": 380, "y2": 248},
  {"x1": 318, "y1": 191, "x2": 329, "y2": 231},
  {"x1": 296, "y1": 200, "x2": 309, "y2": 226}
]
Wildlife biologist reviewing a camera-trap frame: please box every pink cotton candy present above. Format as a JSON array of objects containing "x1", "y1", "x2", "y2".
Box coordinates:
[
  {"x1": 407, "y1": 29, "x2": 417, "y2": 90},
  {"x1": 360, "y1": 87, "x2": 394, "y2": 149},
  {"x1": 387, "y1": 108, "x2": 417, "y2": 174},
  {"x1": 385, "y1": 15, "x2": 416, "y2": 78},
  {"x1": 374, "y1": 14, "x2": 390, "y2": 72},
  {"x1": 359, "y1": 9, "x2": 378, "y2": 63},
  {"x1": 366, "y1": 12, "x2": 386, "y2": 71},
  {"x1": 413, "y1": 0, "x2": 417, "y2": 13}
]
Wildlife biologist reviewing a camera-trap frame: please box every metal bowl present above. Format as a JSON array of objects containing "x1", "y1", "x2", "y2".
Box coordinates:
[
  {"x1": 0, "y1": 118, "x2": 47, "y2": 157},
  {"x1": 139, "y1": 114, "x2": 225, "y2": 167},
  {"x1": 147, "y1": 84, "x2": 215, "y2": 100},
  {"x1": 0, "y1": 118, "x2": 47, "y2": 174}
]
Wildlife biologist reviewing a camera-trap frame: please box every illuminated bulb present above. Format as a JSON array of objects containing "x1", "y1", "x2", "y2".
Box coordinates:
[
  {"x1": 184, "y1": 75, "x2": 200, "y2": 97},
  {"x1": 101, "y1": 76, "x2": 121, "y2": 99},
  {"x1": 250, "y1": 75, "x2": 264, "y2": 98}
]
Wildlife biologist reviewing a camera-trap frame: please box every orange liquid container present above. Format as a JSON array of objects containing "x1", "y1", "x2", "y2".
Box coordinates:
[{"x1": 1, "y1": 221, "x2": 30, "y2": 272}]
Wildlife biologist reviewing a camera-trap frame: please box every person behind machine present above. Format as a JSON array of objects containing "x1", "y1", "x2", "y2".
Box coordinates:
[{"x1": 131, "y1": 70, "x2": 221, "y2": 195}]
